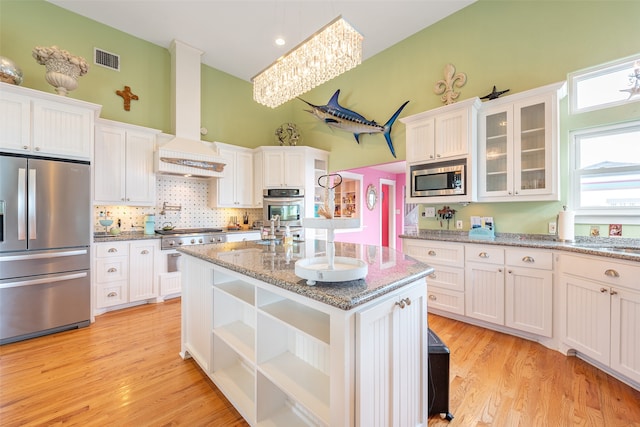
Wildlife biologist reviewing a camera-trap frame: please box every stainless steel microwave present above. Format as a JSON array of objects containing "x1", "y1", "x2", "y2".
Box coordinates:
[{"x1": 409, "y1": 159, "x2": 466, "y2": 198}]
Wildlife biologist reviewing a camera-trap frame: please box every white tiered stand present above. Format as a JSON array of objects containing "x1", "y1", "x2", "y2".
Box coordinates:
[{"x1": 296, "y1": 218, "x2": 368, "y2": 285}]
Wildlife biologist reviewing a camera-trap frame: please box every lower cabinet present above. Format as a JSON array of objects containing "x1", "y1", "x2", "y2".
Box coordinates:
[
  {"x1": 181, "y1": 254, "x2": 428, "y2": 426},
  {"x1": 402, "y1": 239, "x2": 465, "y2": 315},
  {"x1": 465, "y1": 245, "x2": 505, "y2": 325},
  {"x1": 559, "y1": 254, "x2": 640, "y2": 385},
  {"x1": 94, "y1": 240, "x2": 160, "y2": 311},
  {"x1": 357, "y1": 283, "x2": 428, "y2": 427}
]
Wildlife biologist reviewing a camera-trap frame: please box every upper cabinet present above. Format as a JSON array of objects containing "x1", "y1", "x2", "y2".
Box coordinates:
[
  {"x1": 0, "y1": 83, "x2": 100, "y2": 160},
  {"x1": 477, "y1": 82, "x2": 566, "y2": 202},
  {"x1": 256, "y1": 146, "x2": 329, "y2": 218},
  {"x1": 401, "y1": 97, "x2": 481, "y2": 164},
  {"x1": 210, "y1": 142, "x2": 255, "y2": 208},
  {"x1": 94, "y1": 120, "x2": 159, "y2": 206},
  {"x1": 258, "y1": 146, "x2": 305, "y2": 188}
]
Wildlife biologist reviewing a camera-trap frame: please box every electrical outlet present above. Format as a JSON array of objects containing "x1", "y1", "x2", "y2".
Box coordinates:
[
  {"x1": 424, "y1": 207, "x2": 436, "y2": 218},
  {"x1": 548, "y1": 222, "x2": 557, "y2": 234},
  {"x1": 456, "y1": 220, "x2": 463, "y2": 229}
]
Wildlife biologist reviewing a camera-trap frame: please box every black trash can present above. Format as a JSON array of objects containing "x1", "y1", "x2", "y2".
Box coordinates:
[{"x1": 428, "y1": 328, "x2": 454, "y2": 421}]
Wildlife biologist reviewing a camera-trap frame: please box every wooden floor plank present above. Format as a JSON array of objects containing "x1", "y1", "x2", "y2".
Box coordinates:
[{"x1": 2, "y1": 300, "x2": 639, "y2": 426}]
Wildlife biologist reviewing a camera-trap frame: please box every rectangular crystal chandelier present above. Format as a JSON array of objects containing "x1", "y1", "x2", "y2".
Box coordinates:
[{"x1": 252, "y1": 16, "x2": 363, "y2": 108}]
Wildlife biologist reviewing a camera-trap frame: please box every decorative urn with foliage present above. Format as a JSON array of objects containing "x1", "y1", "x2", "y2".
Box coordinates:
[{"x1": 32, "y1": 45, "x2": 89, "y2": 96}]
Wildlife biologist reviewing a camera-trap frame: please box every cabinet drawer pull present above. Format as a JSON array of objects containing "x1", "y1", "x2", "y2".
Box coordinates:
[
  {"x1": 108, "y1": 248, "x2": 118, "y2": 253},
  {"x1": 600, "y1": 287, "x2": 608, "y2": 293},
  {"x1": 428, "y1": 294, "x2": 437, "y2": 301},
  {"x1": 428, "y1": 250, "x2": 436, "y2": 256},
  {"x1": 610, "y1": 289, "x2": 618, "y2": 296},
  {"x1": 522, "y1": 256, "x2": 535, "y2": 263},
  {"x1": 141, "y1": 250, "x2": 149, "y2": 255},
  {"x1": 479, "y1": 252, "x2": 489, "y2": 258},
  {"x1": 107, "y1": 291, "x2": 117, "y2": 297},
  {"x1": 429, "y1": 273, "x2": 437, "y2": 279},
  {"x1": 107, "y1": 267, "x2": 117, "y2": 273},
  {"x1": 604, "y1": 269, "x2": 619, "y2": 278}
]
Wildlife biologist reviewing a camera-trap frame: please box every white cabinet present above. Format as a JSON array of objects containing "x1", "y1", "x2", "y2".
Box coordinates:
[
  {"x1": 504, "y1": 249, "x2": 553, "y2": 337},
  {"x1": 94, "y1": 240, "x2": 160, "y2": 312},
  {"x1": 181, "y1": 253, "x2": 428, "y2": 426},
  {"x1": 0, "y1": 83, "x2": 99, "y2": 160},
  {"x1": 129, "y1": 241, "x2": 157, "y2": 302},
  {"x1": 94, "y1": 242, "x2": 129, "y2": 308},
  {"x1": 210, "y1": 143, "x2": 254, "y2": 208},
  {"x1": 464, "y1": 244, "x2": 553, "y2": 336},
  {"x1": 400, "y1": 97, "x2": 481, "y2": 164},
  {"x1": 402, "y1": 239, "x2": 465, "y2": 315},
  {"x1": 357, "y1": 282, "x2": 427, "y2": 427},
  {"x1": 94, "y1": 120, "x2": 158, "y2": 206},
  {"x1": 259, "y1": 147, "x2": 305, "y2": 188},
  {"x1": 465, "y1": 245, "x2": 505, "y2": 325},
  {"x1": 559, "y1": 254, "x2": 640, "y2": 384},
  {"x1": 477, "y1": 82, "x2": 565, "y2": 202}
]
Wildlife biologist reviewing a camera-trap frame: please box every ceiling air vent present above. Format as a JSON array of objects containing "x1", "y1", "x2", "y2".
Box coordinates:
[{"x1": 94, "y1": 48, "x2": 120, "y2": 71}]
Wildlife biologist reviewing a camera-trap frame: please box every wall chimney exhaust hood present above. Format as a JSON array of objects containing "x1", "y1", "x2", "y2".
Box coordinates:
[{"x1": 155, "y1": 39, "x2": 226, "y2": 178}]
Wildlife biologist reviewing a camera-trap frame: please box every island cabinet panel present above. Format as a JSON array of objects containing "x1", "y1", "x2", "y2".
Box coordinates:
[
  {"x1": 357, "y1": 283, "x2": 427, "y2": 427},
  {"x1": 180, "y1": 252, "x2": 429, "y2": 427}
]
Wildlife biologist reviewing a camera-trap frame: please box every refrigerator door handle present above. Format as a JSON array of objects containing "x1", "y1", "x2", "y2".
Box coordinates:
[
  {"x1": 0, "y1": 271, "x2": 88, "y2": 290},
  {"x1": 17, "y1": 168, "x2": 26, "y2": 241},
  {"x1": 0, "y1": 249, "x2": 88, "y2": 262},
  {"x1": 28, "y1": 168, "x2": 37, "y2": 240}
]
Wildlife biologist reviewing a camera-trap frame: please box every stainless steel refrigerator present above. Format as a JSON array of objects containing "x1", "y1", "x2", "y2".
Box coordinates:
[{"x1": 1, "y1": 153, "x2": 91, "y2": 344}]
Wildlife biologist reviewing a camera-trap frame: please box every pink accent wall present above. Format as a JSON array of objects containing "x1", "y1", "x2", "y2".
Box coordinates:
[{"x1": 334, "y1": 166, "x2": 406, "y2": 249}]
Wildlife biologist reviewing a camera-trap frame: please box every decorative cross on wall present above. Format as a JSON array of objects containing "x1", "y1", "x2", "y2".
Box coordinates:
[{"x1": 116, "y1": 86, "x2": 139, "y2": 111}]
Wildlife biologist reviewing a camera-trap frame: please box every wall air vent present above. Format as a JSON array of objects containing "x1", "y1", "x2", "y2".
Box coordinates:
[{"x1": 94, "y1": 48, "x2": 120, "y2": 71}]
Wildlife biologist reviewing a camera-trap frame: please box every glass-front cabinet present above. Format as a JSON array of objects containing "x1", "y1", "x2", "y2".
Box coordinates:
[{"x1": 478, "y1": 82, "x2": 566, "y2": 202}]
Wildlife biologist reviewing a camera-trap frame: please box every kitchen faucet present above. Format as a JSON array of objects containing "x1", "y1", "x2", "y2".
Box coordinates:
[{"x1": 269, "y1": 215, "x2": 280, "y2": 239}]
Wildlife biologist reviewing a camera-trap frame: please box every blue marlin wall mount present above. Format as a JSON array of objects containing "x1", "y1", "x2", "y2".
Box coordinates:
[{"x1": 298, "y1": 90, "x2": 409, "y2": 158}]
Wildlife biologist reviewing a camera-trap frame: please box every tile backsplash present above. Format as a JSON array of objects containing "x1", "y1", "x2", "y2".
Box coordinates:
[{"x1": 94, "y1": 175, "x2": 262, "y2": 232}]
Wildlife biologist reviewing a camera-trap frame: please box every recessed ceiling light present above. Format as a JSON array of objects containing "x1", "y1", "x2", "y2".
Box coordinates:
[{"x1": 275, "y1": 37, "x2": 285, "y2": 46}]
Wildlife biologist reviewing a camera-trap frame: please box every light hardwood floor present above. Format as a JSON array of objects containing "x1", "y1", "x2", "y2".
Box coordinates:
[{"x1": 1, "y1": 299, "x2": 638, "y2": 426}]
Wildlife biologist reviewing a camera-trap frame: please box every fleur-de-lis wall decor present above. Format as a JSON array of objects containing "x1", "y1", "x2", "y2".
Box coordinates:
[{"x1": 434, "y1": 63, "x2": 467, "y2": 105}]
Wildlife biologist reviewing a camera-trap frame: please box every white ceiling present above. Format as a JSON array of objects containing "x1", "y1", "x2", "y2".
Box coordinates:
[{"x1": 48, "y1": 0, "x2": 475, "y2": 82}]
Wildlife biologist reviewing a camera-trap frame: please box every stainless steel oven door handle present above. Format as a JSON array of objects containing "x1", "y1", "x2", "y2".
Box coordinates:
[
  {"x1": 28, "y1": 168, "x2": 37, "y2": 240},
  {"x1": 0, "y1": 271, "x2": 87, "y2": 289}
]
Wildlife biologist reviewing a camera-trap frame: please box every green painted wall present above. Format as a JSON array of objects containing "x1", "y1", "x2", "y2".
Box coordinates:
[{"x1": 2, "y1": 0, "x2": 638, "y2": 236}]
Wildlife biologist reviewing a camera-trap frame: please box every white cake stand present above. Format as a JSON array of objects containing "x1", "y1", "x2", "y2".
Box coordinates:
[{"x1": 295, "y1": 217, "x2": 367, "y2": 286}]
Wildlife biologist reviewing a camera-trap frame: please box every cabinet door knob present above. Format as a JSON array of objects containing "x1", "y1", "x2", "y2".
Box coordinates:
[
  {"x1": 429, "y1": 294, "x2": 437, "y2": 301},
  {"x1": 141, "y1": 250, "x2": 149, "y2": 255},
  {"x1": 508, "y1": 270, "x2": 513, "y2": 274},
  {"x1": 604, "y1": 269, "x2": 620, "y2": 278},
  {"x1": 522, "y1": 256, "x2": 535, "y2": 263},
  {"x1": 108, "y1": 248, "x2": 118, "y2": 253},
  {"x1": 600, "y1": 287, "x2": 608, "y2": 293},
  {"x1": 23, "y1": 145, "x2": 29, "y2": 150},
  {"x1": 35, "y1": 146, "x2": 41, "y2": 151},
  {"x1": 395, "y1": 300, "x2": 406, "y2": 309},
  {"x1": 403, "y1": 297, "x2": 412, "y2": 306},
  {"x1": 610, "y1": 289, "x2": 618, "y2": 296},
  {"x1": 479, "y1": 252, "x2": 489, "y2": 258},
  {"x1": 429, "y1": 273, "x2": 437, "y2": 279},
  {"x1": 428, "y1": 250, "x2": 436, "y2": 256},
  {"x1": 107, "y1": 267, "x2": 117, "y2": 273}
]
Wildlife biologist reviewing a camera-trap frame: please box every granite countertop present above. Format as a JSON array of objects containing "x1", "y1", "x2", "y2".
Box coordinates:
[
  {"x1": 401, "y1": 230, "x2": 640, "y2": 263},
  {"x1": 177, "y1": 240, "x2": 434, "y2": 311},
  {"x1": 93, "y1": 228, "x2": 260, "y2": 243}
]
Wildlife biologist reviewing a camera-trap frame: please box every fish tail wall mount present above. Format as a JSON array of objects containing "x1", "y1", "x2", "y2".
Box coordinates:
[{"x1": 298, "y1": 90, "x2": 409, "y2": 158}]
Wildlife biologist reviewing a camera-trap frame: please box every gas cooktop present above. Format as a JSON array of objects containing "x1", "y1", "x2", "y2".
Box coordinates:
[{"x1": 155, "y1": 228, "x2": 223, "y2": 235}]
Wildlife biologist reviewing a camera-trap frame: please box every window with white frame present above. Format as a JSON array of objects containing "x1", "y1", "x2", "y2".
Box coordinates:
[
  {"x1": 568, "y1": 53, "x2": 640, "y2": 114},
  {"x1": 570, "y1": 121, "x2": 640, "y2": 216}
]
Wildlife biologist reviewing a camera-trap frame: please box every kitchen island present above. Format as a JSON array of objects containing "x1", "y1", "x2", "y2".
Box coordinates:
[{"x1": 178, "y1": 239, "x2": 434, "y2": 426}]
